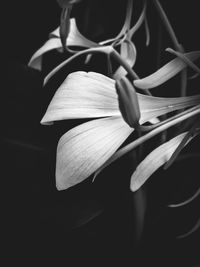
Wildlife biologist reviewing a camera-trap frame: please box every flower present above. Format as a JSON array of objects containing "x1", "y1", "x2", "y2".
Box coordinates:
[{"x1": 41, "y1": 71, "x2": 200, "y2": 190}]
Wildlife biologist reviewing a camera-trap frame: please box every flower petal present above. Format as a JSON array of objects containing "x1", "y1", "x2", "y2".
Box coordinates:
[
  {"x1": 41, "y1": 71, "x2": 200, "y2": 125},
  {"x1": 133, "y1": 51, "x2": 200, "y2": 89},
  {"x1": 28, "y1": 38, "x2": 61, "y2": 70},
  {"x1": 41, "y1": 71, "x2": 120, "y2": 124},
  {"x1": 56, "y1": 116, "x2": 133, "y2": 190},
  {"x1": 28, "y1": 18, "x2": 98, "y2": 70},
  {"x1": 130, "y1": 132, "x2": 193, "y2": 192},
  {"x1": 138, "y1": 93, "x2": 200, "y2": 123}
]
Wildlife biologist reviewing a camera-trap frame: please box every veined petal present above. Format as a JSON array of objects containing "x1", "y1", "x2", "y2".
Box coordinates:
[
  {"x1": 134, "y1": 51, "x2": 200, "y2": 89},
  {"x1": 28, "y1": 18, "x2": 98, "y2": 70},
  {"x1": 41, "y1": 71, "x2": 120, "y2": 124},
  {"x1": 56, "y1": 116, "x2": 133, "y2": 190},
  {"x1": 41, "y1": 71, "x2": 200, "y2": 125},
  {"x1": 130, "y1": 132, "x2": 193, "y2": 192},
  {"x1": 138, "y1": 93, "x2": 200, "y2": 123}
]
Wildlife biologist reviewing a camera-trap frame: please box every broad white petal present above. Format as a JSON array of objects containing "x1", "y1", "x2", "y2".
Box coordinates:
[
  {"x1": 56, "y1": 116, "x2": 133, "y2": 190},
  {"x1": 41, "y1": 71, "x2": 120, "y2": 124},
  {"x1": 130, "y1": 132, "x2": 191, "y2": 192},
  {"x1": 41, "y1": 71, "x2": 200, "y2": 125}
]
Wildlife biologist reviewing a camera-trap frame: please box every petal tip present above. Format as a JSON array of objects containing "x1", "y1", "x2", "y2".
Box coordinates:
[{"x1": 130, "y1": 179, "x2": 140, "y2": 192}]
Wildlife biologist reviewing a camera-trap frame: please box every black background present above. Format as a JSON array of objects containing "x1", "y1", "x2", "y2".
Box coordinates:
[{"x1": 2, "y1": 1, "x2": 200, "y2": 266}]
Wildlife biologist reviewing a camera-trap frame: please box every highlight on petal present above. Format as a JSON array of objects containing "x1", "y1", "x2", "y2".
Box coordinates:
[
  {"x1": 56, "y1": 116, "x2": 133, "y2": 190},
  {"x1": 130, "y1": 132, "x2": 193, "y2": 192},
  {"x1": 28, "y1": 18, "x2": 98, "y2": 70},
  {"x1": 41, "y1": 71, "x2": 200, "y2": 125},
  {"x1": 41, "y1": 71, "x2": 120, "y2": 124},
  {"x1": 133, "y1": 51, "x2": 200, "y2": 89}
]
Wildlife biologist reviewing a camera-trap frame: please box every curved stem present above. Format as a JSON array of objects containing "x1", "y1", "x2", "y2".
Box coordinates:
[{"x1": 95, "y1": 104, "x2": 200, "y2": 175}]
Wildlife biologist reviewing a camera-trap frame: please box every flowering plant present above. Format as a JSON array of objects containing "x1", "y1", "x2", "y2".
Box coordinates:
[{"x1": 29, "y1": 0, "x2": 200, "y2": 251}]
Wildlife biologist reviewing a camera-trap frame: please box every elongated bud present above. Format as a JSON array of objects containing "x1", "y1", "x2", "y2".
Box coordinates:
[{"x1": 115, "y1": 77, "x2": 141, "y2": 128}]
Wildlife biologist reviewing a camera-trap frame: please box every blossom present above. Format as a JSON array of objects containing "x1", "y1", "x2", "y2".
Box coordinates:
[{"x1": 41, "y1": 71, "x2": 200, "y2": 190}]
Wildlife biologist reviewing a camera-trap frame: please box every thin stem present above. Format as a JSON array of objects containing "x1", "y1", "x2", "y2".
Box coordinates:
[
  {"x1": 166, "y1": 48, "x2": 200, "y2": 76},
  {"x1": 44, "y1": 46, "x2": 113, "y2": 85},
  {"x1": 168, "y1": 186, "x2": 200, "y2": 208},
  {"x1": 110, "y1": 49, "x2": 152, "y2": 96},
  {"x1": 153, "y1": 0, "x2": 180, "y2": 50},
  {"x1": 96, "y1": 105, "x2": 200, "y2": 175},
  {"x1": 111, "y1": 49, "x2": 139, "y2": 79},
  {"x1": 153, "y1": 0, "x2": 187, "y2": 97}
]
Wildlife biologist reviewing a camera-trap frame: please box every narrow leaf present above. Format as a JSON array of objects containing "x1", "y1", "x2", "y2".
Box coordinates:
[{"x1": 133, "y1": 51, "x2": 200, "y2": 89}]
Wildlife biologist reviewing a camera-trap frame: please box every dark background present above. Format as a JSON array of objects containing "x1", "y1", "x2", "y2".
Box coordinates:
[{"x1": 2, "y1": 1, "x2": 200, "y2": 266}]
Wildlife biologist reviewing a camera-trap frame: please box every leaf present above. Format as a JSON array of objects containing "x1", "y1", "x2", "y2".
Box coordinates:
[
  {"x1": 113, "y1": 41, "x2": 137, "y2": 79},
  {"x1": 56, "y1": 116, "x2": 133, "y2": 190},
  {"x1": 28, "y1": 18, "x2": 98, "y2": 70},
  {"x1": 133, "y1": 51, "x2": 200, "y2": 89},
  {"x1": 130, "y1": 132, "x2": 194, "y2": 192}
]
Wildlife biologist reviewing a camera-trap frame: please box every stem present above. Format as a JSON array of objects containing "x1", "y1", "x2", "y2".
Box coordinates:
[
  {"x1": 153, "y1": 0, "x2": 187, "y2": 96},
  {"x1": 153, "y1": 0, "x2": 180, "y2": 51},
  {"x1": 111, "y1": 49, "x2": 152, "y2": 96},
  {"x1": 96, "y1": 105, "x2": 200, "y2": 174},
  {"x1": 111, "y1": 49, "x2": 139, "y2": 79},
  {"x1": 168, "y1": 186, "x2": 200, "y2": 208},
  {"x1": 44, "y1": 46, "x2": 113, "y2": 85}
]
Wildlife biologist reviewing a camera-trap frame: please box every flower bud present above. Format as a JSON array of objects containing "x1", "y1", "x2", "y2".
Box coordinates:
[{"x1": 115, "y1": 77, "x2": 141, "y2": 129}]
